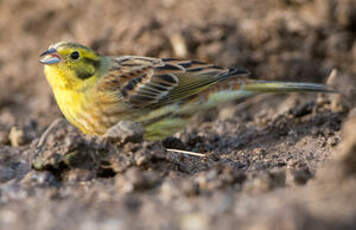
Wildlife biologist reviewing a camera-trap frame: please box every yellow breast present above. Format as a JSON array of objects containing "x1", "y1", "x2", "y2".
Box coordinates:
[
  {"x1": 44, "y1": 64, "x2": 136, "y2": 135},
  {"x1": 44, "y1": 65, "x2": 106, "y2": 135},
  {"x1": 52, "y1": 86, "x2": 106, "y2": 134}
]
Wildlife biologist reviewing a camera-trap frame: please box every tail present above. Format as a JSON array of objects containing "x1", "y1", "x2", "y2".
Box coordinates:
[
  {"x1": 242, "y1": 80, "x2": 336, "y2": 93},
  {"x1": 141, "y1": 71, "x2": 337, "y2": 140},
  {"x1": 187, "y1": 78, "x2": 337, "y2": 111}
]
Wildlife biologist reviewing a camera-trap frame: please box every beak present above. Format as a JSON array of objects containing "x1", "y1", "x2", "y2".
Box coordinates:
[{"x1": 40, "y1": 47, "x2": 61, "y2": 64}]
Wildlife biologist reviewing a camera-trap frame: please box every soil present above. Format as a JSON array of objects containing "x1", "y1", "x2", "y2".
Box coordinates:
[{"x1": 1, "y1": 0, "x2": 356, "y2": 229}]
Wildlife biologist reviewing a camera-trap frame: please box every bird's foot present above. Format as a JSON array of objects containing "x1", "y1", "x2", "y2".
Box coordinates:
[{"x1": 104, "y1": 120, "x2": 144, "y2": 144}]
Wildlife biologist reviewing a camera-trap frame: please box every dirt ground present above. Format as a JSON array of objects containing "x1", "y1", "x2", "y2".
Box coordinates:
[{"x1": 1, "y1": 0, "x2": 356, "y2": 229}]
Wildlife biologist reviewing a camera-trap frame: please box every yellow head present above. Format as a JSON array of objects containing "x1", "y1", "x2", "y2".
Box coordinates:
[{"x1": 40, "y1": 42, "x2": 102, "y2": 91}]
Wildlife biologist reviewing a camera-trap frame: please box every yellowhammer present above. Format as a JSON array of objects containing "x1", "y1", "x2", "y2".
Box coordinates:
[{"x1": 40, "y1": 42, "x2": 334, "y2": 140}]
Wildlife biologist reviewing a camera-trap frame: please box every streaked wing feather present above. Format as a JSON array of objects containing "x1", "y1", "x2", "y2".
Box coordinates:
[{"x1": 98, "y1": 56, "x2": 249, "y2": 108}]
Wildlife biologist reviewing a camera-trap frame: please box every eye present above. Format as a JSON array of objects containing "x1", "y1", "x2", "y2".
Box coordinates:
[{"x1": 70, "y1": 51, "x2": 80, "y2": 60}]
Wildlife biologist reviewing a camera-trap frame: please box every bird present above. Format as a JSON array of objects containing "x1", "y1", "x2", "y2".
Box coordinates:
[{"x1": 40, "y1": 42, "x2": 334, "y2": 141}]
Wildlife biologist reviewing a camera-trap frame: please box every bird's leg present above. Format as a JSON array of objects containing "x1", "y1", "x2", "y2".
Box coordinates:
[{"x1": 104, "y1": 120, "x2": 144, "y2": 144}]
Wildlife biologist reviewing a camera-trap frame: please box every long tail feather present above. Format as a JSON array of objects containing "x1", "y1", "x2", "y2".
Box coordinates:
[
  {"x1": 176, "y1": 80, "x2": 336, "y2": 116},
  {"x1": 141, "y1": 79, "x2": 336, "y2": 140},
  {"x1": 243, "y1": 80, "x2": 336, "y2": 93}
]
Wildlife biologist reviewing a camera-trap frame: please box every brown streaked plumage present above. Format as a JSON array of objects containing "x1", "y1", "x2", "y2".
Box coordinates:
[{"x1": 40, "y1": 42, "x2": 335, "y2": 140}]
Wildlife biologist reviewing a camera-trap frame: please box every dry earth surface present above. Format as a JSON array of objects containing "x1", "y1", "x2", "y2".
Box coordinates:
[{"x1": 0, "y1": 0, "x2": 356, "y2": 229}]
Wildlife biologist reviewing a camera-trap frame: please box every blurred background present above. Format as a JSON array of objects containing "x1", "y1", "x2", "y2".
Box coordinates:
[
  {"x1": 0, "y1": 0, "x2": 355, "y2": 128},
  {"x1": 0, "y1": 0, "x2": 356, "y2": 229}
]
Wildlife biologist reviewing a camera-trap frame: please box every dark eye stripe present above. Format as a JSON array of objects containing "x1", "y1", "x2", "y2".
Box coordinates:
[{"x1": 75, "y1": 57, "x2": 100, "y2": 80}]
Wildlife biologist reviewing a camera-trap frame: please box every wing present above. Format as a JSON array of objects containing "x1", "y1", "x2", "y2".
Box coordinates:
[{"x1": 97, "y1": 56, "x2": 250, "y2": 108}]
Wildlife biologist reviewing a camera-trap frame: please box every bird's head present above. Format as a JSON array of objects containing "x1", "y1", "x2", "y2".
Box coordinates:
[{"x1": 40, "y1": 42, "x2": 101, "y2": 90}]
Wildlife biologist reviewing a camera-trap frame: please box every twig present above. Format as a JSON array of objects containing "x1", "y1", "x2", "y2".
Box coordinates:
[{"x1": 166, "y1": 148, "x2": 206, "y2": 157}]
